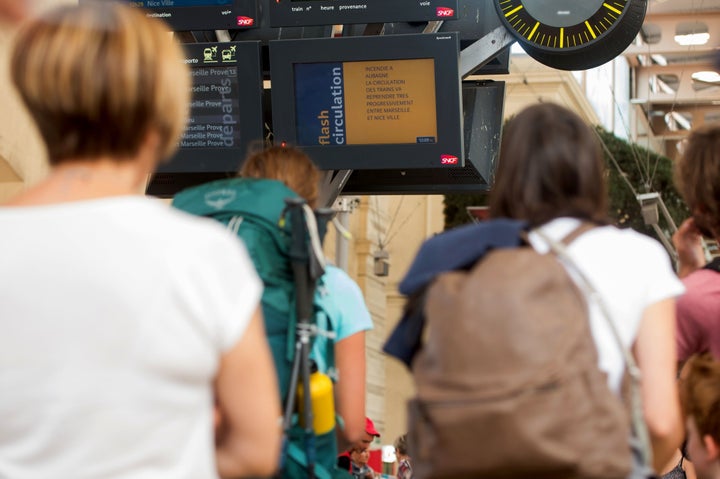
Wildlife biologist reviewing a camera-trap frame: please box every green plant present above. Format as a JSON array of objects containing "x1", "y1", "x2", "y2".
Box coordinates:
[
  {"x1": 443, "y1": 127, "x2": 689, "y2": 244},
  {"x1": 597, "y1": 127, "x2": 688, "y2": 238}
]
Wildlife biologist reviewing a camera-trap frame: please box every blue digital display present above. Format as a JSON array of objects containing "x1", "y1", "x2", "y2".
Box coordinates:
[{"x1": 294, "y1": 62, "x2": 347, "y2": 147}]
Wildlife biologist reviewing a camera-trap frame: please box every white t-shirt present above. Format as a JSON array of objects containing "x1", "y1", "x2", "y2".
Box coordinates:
[
  {"x1": 0, "y1": 196, "x2": 262, "y2": 479},
  {"x1": 528, "y1": 218, "x2": 684, "y2": 392}
]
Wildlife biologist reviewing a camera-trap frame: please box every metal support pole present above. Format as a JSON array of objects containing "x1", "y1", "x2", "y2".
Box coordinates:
[
  {"x1": 334, "y1": 198, "x2": 351, "y2": 271},
  {"x1": 460, "y1": 24, "x2": 516, "y2": 79},
  {"x1": 319, "y1": 169, "x2": 352, "y2": 209}
]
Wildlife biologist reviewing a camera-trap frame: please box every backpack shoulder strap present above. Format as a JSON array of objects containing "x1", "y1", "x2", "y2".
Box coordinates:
[
  {"x1": 312, "y1": 274, "x2": 337, "y2": 360},
  {"x1": 559, "y1": 221, "x2": 597, "y2": 245},
  {"x1": 532, "y1": 226, "x2": 653, "y2": 470}
]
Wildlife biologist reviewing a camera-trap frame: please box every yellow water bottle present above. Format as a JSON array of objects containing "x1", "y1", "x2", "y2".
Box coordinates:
[{"x1": 297, "y1": 360, "x2": 336, "y2": 435}]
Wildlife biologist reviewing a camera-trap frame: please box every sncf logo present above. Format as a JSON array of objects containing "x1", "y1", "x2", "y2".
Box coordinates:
[
  {"x1": 440, "y1": 154, "x2": 459, "y2": 165},
  {"x1": 236, "y1": 16, "x2": 254, "y2": 26},
  {"x1": 436, "y1": 7, "x2": 454, "y2": 17}
]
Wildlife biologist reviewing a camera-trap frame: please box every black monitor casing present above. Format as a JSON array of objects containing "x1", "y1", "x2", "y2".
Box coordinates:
[
  {"x1": 129, "y1": 0, "x2": 259, "y2": 31},
  {"x1": 341, "y1": 80, "x2": 505, "y2": 194},
  {"x1": 384, "y1": 0, "x2": 510, "y2": 75},
  {"x1": 268, "y1": 0, "x2": 458, "y2": 27},
  {"x1": 270, "y1": 33, "x2": 464, "y2": 171}
]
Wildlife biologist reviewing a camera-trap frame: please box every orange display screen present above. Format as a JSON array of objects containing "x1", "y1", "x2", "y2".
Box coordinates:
[{"x1": 294, "y1": 58, "x2": 438, "y2": 146}]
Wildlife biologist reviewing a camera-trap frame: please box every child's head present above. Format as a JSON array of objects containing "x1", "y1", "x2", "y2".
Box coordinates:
[
  {"x1": 394, "y1": 434, "x2": 409, "y2": 458},
  {"x1": 680, "y1": 353, "x2": 720, "y2": 479},
  {"x1": 350, "y1": 446, "x2": 370, "y2": 466}
]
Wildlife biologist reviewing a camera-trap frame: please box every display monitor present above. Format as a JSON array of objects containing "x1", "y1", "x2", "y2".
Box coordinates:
[
  {"x1": 268, "y1": 0, "x2": 458, "y2": 27},
  {"x1": 384, "y1": 0, "x2": 510, "y2": 75},
  {"x1": 229, "y1": 0, "x2": 334, "y2": 81},
  {"x1": 124, "y1": 0, "x2": 258, "y2": 31},
  {"x1": 269, "y1": 33, "x2": 464, "y2": 170},
  {"x1": 146, "y1": 41, "x2": 265, "y2": 197},
  {"x1": 340, "y1": 80, "x2": 505, "y2": 194}
]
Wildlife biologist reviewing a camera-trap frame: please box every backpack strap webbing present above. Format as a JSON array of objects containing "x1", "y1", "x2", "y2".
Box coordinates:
[
  {"x1": 532, "y1": 227, "x2": 653, "y2": 471},
  {"x1": 559, "y1": 221, "x2": 597, "y2": 246},
  {"x1": 519, "y1": 221, "x2": 596, "y2": 251}
]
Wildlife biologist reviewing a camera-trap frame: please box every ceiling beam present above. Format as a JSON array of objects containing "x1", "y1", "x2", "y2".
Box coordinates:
[
  {"x1": 634, "y1": 62, "x2": 720, "y2": 104},
  {"x1": 623, "y1": 13, "x2": 720, "y2": 66}
]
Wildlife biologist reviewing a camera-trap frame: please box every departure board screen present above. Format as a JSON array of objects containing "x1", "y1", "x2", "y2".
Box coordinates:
[
  {"x1": 294, "y1": 59, "x2": 437, "y2": 147},
  {"x1": 182, "y1": 66, "x2": 242, "y2": 149},
  {"x1": 270, "y1": 33, "x2": 463, "y2": 170},
  {"x1": 154, "y1": 41, "x2": 263, "y2": 175}
]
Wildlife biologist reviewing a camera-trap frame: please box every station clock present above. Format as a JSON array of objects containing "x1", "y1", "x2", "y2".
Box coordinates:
[{"x1": 494, "y1": 0, "x2": 648, "y2": 70}]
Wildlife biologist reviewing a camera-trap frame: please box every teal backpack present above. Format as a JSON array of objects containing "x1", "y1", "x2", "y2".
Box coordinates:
[{"x1": 172, "y1": 177, "x2": 346, "y2": 479}]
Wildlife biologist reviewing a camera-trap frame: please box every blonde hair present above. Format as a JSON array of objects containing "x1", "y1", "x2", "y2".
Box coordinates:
[
  {"x1": 10, "y1": 2, "x2": 190, "y2": 165},
  {"x1": 240, "y1": 144, "x2": 320, "y2": 208}
]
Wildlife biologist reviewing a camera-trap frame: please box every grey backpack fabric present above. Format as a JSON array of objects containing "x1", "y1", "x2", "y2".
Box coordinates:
[{"x1": 407, "y1": 230, "x2": 633, "y2": 479}]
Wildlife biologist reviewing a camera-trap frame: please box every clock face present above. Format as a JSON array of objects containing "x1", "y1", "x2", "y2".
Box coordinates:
[{"x1": 494, "y1": 0, "x2": 647, "y2": 70}]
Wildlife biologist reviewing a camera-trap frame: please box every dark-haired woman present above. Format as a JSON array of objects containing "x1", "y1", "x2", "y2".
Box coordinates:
[{"x1": 489, "y1": 103, "x2": 685, "y2": 472}]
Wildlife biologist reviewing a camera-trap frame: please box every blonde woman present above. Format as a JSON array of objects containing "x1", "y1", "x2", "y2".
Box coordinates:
[{"x1": 0, "y1": 3, "x2": 280, "y2": 478}]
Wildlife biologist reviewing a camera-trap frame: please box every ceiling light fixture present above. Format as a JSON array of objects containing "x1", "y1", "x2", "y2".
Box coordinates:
[
  {"x1": 674, "y1": 32, "x2": 710, "y2": 46},
  {"x1": 692, "y1": 71, "x2": 720, "y2": 84},
  {"x1": 674, "y1": 22, "x2": 710, "y2": 46},
  {"x1": 650, "y1": 54, "x2": 668, "y2": 66}
]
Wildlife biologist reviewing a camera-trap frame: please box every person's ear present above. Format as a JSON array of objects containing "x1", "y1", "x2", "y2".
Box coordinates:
[
  {"x1": 141, "y1": 130, "x2": 162, "y2": 160},
  {"x1": 703, "y1": 434, "x2": 719, "y2": 460}
]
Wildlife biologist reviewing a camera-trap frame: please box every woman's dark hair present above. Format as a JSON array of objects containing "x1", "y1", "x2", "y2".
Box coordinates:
[{"x1": 489, "y1": 103, "x2": 609, "y2": 227}]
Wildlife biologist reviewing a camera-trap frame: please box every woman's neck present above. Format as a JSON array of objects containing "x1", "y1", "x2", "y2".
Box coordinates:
[{"x1": 5, "y1": 158, "x2": 149, "y2": 206}]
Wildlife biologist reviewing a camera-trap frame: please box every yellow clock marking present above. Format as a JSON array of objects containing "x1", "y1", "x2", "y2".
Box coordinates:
[
  {"x1": 528, "y1": 21, "x2": 540, "y2": 40},
  {"x1": 502, "y1": 0, "x2": 630, "y2": 50},
  {"x1": 603, "y1": 3, "x2": 622, "y2": 15},
  {"x1": 505, "y1": 5, "x2": 524, "y2": 17},
  {"x1": 585, "y1": 21, "x2": 597, "y2": 39}
]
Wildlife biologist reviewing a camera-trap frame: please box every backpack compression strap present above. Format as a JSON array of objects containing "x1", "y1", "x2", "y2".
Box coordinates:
[{"x1": 287, "y1": 442, "x2": 333, "y2": 479}]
